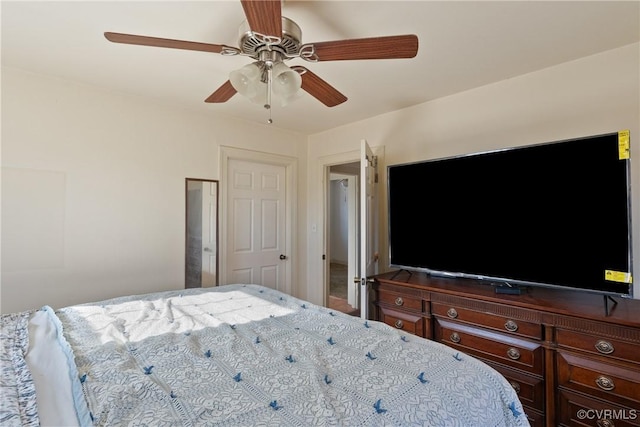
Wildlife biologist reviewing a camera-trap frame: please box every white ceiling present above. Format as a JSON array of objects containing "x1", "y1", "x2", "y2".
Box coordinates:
[{"x1": 2, "y1": 1, "x2": 639, "y2": 135}]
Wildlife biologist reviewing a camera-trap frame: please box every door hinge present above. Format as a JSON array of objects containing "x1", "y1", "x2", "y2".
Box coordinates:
[
  {"x1": 366, "y1": 155, "x2": 379, "y2": 183},
  {"x1": 366, "y1": 154, "x2": 378, "y2": 168},
  {"x1": 322, "y1": 254, "x2": 326, "y2": 260}
]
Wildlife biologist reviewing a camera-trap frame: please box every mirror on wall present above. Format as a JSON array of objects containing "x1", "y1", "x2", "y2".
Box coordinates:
[{"x1": 185, "y1": 178, "x2": 219, "y2": 288}]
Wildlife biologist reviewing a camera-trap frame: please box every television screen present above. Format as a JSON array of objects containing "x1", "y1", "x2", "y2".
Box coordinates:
[{"x1": 387, "y1": 131, "x2": 633, "y2": 297}]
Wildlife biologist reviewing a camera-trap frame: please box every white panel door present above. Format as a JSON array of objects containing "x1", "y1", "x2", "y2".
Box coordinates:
[
  {"x1": 359, "y1": 139, "x2": 378, "y2": 319},
  {"x1": 227, "y1": 159, "x2": 287, "y2": 291}
]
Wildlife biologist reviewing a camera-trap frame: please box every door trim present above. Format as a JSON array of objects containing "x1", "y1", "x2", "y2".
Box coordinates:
[
  {"x1": 317, "y1": 146, "x2": 385, "y2": 309},
  {"x1": 329, "y1": 173, "x2": 359, "y2": 308},
  {"x1": 319, "y1": 150, "x2": 360, "y2": 307},
  {"x1": 219, "y1": 146, "x2": 297, "y2": 295}
]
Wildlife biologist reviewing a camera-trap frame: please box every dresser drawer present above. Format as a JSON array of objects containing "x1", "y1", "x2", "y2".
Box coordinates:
[
  {"x1": 557, "y1": 328, "x2": 640, "y2": 366},
  {"x1": 490, "y1": 363, "x2": 545, "y2": 412},
  {"x1": 432, "y1": 302, "x2": 542, "y2": 340},
  {"x1": 377, "y1": 288, "x2": 423, "y2": 312},
  {"x1": 557, "y1": 351, "x2": 640, "y2": 406},
  {"x1": 523, "y1": 409, "x2": 545, "y2": 427},
  {"x1": 558, "y1": 389, "x2": 640, "y2": 427},
  {"x1": 435, "y1": 318, "x2": 544, "y2": 374},
  {"x1": 378, "y1": 306, "x2": 424, "y2": 336}
]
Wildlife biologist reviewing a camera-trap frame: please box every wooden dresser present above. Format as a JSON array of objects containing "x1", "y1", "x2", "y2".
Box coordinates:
[{"x1": 372, "y1": 271, "x2": 640, "y2": 427}]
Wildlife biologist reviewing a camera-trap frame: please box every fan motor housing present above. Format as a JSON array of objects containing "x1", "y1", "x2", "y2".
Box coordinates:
[{"x1": 239, "y1": 17, "x2": 302, "y2": 57}]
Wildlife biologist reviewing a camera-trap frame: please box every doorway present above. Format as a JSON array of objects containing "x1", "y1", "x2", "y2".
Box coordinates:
[
  {"x1": 321, "y1": 141, "x2": 380, "y2": 319},
  {"x1": 185, "y1": 179, "x2": 218, "y2": 288},
  {"x1": 328, "y1": 162, "x2": 360, "y2": 316}
]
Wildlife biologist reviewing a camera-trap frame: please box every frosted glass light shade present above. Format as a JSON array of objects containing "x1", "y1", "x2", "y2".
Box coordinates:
[
  {"x1": 272, "y1": 62, "x2": 302, "y2": 106},
  {"x1": 249, "y1": 80, "x2": 268, "y2": 106},
  {"x1": 229, "y1": 63, "x2": 262, "y2": 99}
]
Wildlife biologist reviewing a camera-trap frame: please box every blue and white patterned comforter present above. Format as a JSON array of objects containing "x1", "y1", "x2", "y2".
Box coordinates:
[
  {"x1": 3, "y1": 284, "x2": 530, "y2": 426},
  {"x1": 0, "y1": 311, "x2": 39, "y2": 427}
]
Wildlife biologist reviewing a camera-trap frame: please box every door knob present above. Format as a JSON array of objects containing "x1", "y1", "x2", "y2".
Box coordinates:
[{"x1": 279, "y1": 254, "x2": 287, "y2": 260}]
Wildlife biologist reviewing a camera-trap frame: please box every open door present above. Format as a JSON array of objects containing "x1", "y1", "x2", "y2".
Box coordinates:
[{"x1": 359, "y1": 139, "x2": 378, "y2": 319}]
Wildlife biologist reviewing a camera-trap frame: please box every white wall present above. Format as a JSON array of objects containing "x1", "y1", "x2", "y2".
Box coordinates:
[
  {"x1": 306, "y1": 43, "x2": 640, "y2": 304},
  {"x1": 1, "y1": 67, "x2": 308, "y2": 313},
  {"x1": 3, "y1": 43, "x2": 639, "y2": 313},
  {"x1": 329, "y1": 179, "x2": 349, "y2": 264}
]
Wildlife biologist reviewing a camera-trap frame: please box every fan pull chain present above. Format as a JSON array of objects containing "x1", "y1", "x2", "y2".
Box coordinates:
[{"x1": 266, "y1": 66, "x2": 273, "y2": 124}]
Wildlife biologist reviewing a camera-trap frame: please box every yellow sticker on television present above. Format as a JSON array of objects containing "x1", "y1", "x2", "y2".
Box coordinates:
[
  {"x1": 605, "y1": 270, "x2": 632, "y2": 284},
  {"x1": 618, "y1": 130, "x2": 630, "y2": 160}
]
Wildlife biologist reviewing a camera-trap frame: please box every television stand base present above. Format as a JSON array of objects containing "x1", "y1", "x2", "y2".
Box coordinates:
[
  {"x1": 603, "y1": 295, "x2": 618, "y2": 317},
  {"x1": 390, "y1": 269, "x2": 413, "y2": 281},
  {"x1": 494, "y1": 282, "x2": 526, "y2": 295}
]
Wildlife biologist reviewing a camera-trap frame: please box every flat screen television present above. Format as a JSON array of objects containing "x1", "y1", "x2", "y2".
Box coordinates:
[{"x1": 387, "y1": 131, "x2": 633, "y2": 297}]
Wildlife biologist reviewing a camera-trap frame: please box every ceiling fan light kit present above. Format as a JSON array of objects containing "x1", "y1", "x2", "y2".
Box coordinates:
[
  {"x1": 104, "y1": 0, "x2": 419, "y2": 123},
  {"x1": 229, "y1": 49, "x2": 302, "y2": 109}
]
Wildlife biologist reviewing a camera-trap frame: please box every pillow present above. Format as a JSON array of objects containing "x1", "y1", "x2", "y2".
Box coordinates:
[{"x1": 26, "y1": 309, "x2": 80, "y2": 426}]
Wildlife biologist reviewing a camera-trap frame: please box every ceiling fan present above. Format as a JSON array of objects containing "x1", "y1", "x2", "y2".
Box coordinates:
[{"x1": 105, "y1": 0, "x2": 418, "y2": 113}]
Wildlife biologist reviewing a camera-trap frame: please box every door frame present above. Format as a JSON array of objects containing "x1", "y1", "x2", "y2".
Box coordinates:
[
  {"x1": 320, "y1": 150, "x2": 359, "y2": 307},
  {"x1": 328, "y1": 172, "x2": 359, "y2": 308},
  {"x1": 184, "y1": 178, "x2": 219, "y2": 288},
  {"x1": 219, "y1": 146, "x2": 297, "y2": 295},
  {"x1": 319, "y1": 145, "x2": 384, "y2": 309}
]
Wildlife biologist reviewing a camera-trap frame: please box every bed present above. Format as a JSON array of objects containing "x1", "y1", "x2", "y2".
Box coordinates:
[{"x1": 1, "y1": 284, "x2": 530, "y2": 426}]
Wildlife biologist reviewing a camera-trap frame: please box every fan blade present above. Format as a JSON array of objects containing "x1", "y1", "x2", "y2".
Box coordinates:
[
  {"x1": 296, "y1": 67, "x2": 347, "y2": 107},
  {"x1": 240, "y1": 0, "x2": 282, "y2": 38},
  {"x1": 310, "y1": 34, "x2": 418, "y2": 61},
  {"x1": 205, "y1": 81, "x2": 237, "y2": 103},
  {"x1": 104, "y1": 32, "x2": 229, "y2": 54}
]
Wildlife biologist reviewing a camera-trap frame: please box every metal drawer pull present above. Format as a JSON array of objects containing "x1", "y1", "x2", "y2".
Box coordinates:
[
  {"x1": 394, "y1": 297, "x2": 404, "y2": 306},
  {"x1": 507, "y1": 347, "x2": 521, "y2": 360},
  {"x1": 450, "y1": 332, "x2": 461, "y2": 343},
  {"x1": 509, "y1": 381, "x2": 521, "y2": 394},
  {"x1": 394, "y1": 319, "x2": 404, "y2": 329},
  {"x1": 595, "y1": 340, "x2": 614, "y2": 355},
  {"x1": 595, "y1": 375, "x2": 615, "y2": 391},
  {"x1": 504, "y1": 320, "x2": 518, "y2": 332},
  {"x1": 447, "y1": 308, "x2": 458, "y2": 319},
  {"x1": 596, "y1": 419, "x2": 615, "y2": 427}
]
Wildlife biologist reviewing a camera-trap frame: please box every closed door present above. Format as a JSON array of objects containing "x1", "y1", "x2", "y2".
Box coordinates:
[{"x1": 227, "y1": 159, "x2": 287, "y2": 292}]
